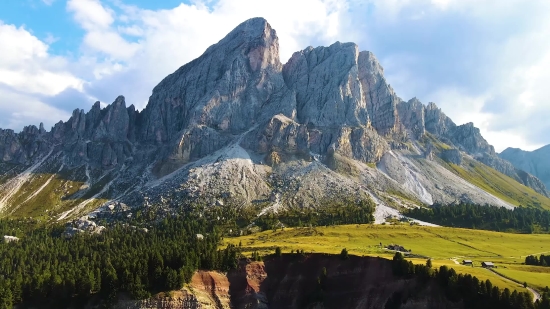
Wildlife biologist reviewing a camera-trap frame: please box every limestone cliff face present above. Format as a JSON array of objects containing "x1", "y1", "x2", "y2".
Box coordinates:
[
  {"x1": 397, "y1": 97, "x2": 425, "y2": 139},
  {"x1": 424, "y1": 102, "x2": 456, "y2": 138},
  {"x1": 0, "y1": 126, "x2": 48, "y2": 164},
  {"x1": 139, "y1": 17, "x2": 289, "y2": 144},
  {"x1": 282, "y1": 43, "x2": 402, "y2": 136},
  {"x1": 451, "y1": 122, "x2": 495, "y2": 155},
  {"x1": 0, "y1": 17, "x2": 548, "y2": 219},
  {"x1": 0, "y1": 96, "x2": 134, "y2": 169},
  {"x1": 414, "y1": 99, "x2": 550, "y2": 196}
]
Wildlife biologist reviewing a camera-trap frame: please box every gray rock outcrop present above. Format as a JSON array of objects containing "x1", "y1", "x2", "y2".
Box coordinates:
[
  {"x1": 440, "y1": 149, "x2": 462, "y2": 165},
  {"x1": 140, "y1": 17, "x2": 290, "y2": 144},
  {"x1": 283, "y1": 43, "x2": 403, "y2": 136},
  {"x1": 500, "y1": 145, "x2": 550, "y2": 191},
  {"x1": 397, "y1": 97, "x2": 425, "y2": 139}
]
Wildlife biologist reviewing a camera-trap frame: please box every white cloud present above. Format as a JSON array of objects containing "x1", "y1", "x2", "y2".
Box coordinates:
[
  {"x1": 0, "y1": 23, "x2": 82, "y2": 96},
  {"x1": 67, "y1": 0, "x2": 114, "y2": 31},
  {"x1": 0, "y1": 85, "x2": 69, "y2": 130},
  {"x1": 44, "y1": 33, "x2": 59, "y2": 44},
  {"x1": 67, "y1": 0, "x2": 141, "y2": 60},
  {"x1": 0, "y1": 22, "x2": 83, "y2": 130}
]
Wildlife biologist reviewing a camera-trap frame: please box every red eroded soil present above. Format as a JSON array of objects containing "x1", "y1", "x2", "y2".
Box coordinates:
[{"x1": 118, "y1": 255, "x2": 462, "y2": 308}]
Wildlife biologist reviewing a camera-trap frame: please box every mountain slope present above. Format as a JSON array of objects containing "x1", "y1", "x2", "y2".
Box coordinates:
[
  {"x1": 0, "y1": 17, "x2": 548, "y2": 221},
  {"x1": 500, "y1": 145, "x2": 550, "y2": 191}
]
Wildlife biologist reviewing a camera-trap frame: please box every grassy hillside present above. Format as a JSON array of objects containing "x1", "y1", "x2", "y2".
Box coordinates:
[
  {"x1": 224, "y1": 224, "x2": 550, "y2": 293},
  {"x1": 495, "y1": 266, "x2": 550, "y2": 290},
  {"x1": 445, "y1": 159, "x2": 550, "y2": 210},
  {"x1": 8, "y1": 172, "x2": 85, "y2": 219}
]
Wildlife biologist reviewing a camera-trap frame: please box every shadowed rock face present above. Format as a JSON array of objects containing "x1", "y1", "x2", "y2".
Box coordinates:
[
  {"x1": 230, "y1": 255, "x2": 462, "y2": 309},
  {"x1": 0, "y1": 17, "x2": 548, "y2": 219},
  {"x1": 500, "y1": 145, "x2": 550, "y2": 191}
]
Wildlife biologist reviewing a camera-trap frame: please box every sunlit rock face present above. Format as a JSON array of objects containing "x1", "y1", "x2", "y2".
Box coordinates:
[{"x1": 0, "y1": 17, "x2": 547, "y2": 220}]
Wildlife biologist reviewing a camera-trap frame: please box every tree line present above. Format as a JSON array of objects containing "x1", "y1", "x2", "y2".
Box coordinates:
[
  {"x1": 253, "y1": 198, "x2": 375, "y2": 231},
  {"x1": 123, "y1": 196, "x2": 376, "y2": 236},
  {"x1": 525, "y1": 254, "x2": 550, "y2": 267},
  {"x1": 405, "y1": 203, "x2": 550, "y2": 233},
  {"x1": 0, "y1": 215, "x2": 239, "y2": 308},
  {"x1": 389, "y1": 252, "x2": 550, "y2": 309}
]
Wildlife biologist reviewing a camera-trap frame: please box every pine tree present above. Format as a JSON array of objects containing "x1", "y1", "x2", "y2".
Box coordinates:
[
  {"x1": 275, "y1": 247, "x2": 282, "y2": 257},
  {"x1": 340, "y1": 248, "x2": 349, "y2": 260},
  {"x1": 0, "y1": 288, "x2": 13, "y2": 309}
]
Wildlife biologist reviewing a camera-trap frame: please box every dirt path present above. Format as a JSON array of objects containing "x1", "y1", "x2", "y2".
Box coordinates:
[{"x1": 486, "y1": 268, "x2": 541, "y2": 302}]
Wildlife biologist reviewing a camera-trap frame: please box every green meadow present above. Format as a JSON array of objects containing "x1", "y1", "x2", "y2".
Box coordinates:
[{"x1": 224, "y1": 224, "x2": 550, "y2": 293}]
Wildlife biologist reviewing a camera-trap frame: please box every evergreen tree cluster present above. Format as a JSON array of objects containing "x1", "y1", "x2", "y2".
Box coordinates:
[
  {"x1": 0, "y1": 215, "x2": 239, "y2": 308},
  {"x1": 525, "y1": 254, "x2": 550, "y2": 267},
  {"x1": 390, "y1": 252, "x2": 550, "y2": 309},
  {"x1": 251, "y1": 251, "x2": 263, "y2": 261},
  {"x1": 406, "y1": 203, "x2": 550, "y2": 233},
  {"x1": 254, "y1": 198, "x2": 375, "y2": 231}
]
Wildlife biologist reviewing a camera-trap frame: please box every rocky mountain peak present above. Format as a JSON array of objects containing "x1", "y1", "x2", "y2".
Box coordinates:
[
  {"x1": 452, "y1": 122, "x2": 495, "y2": 155},
  {"x1": 282, "y1": 41, "x2": 402, "y2": 137},
  {"x1": 397, "y1": 97, "x2": 426, "y2": 138},
  {"x1": 424, "y1": 102, "x2": 456, "y2": 137},
  {"x1": 1, "y1": 17, "x2": 549, "y2": 220},
  {"x1": 139, "y1": 17, "x2": 287, "y2": 146},
  {"x1": 221, "y1": 17, "x2": 281, "y2": 72}
]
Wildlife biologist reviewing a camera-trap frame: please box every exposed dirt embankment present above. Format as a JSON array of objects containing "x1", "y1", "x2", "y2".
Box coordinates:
[
  {"x1": 228, "y1": 254, "x2": 461, "y2": 309},
  {"x1": 119, "y1": 254, "x2": 462, "y2": 309},
  {"x1": 115, "y1": 271, "x2": 232, "y2": 309}
]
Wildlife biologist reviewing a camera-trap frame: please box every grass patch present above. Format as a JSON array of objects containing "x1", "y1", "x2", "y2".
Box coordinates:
[
  {"x1": 496, "y1": 265, "x2": 550, "y2": 291},
  {"x1": 446, "y1": 159, "x2": 550, "y2": 210},
  {"x1": 495, "y1": 267, "x2": 550, "y2": 291},
  {"x1": 424, "y1": 133, "x2": 452, "y2": 150},
  {"x1": 225, "y1": 224, "x2": 550, "y2": 293},
  {"x1": 8, "y1": 171, "x2": 85, "y2": 218}
]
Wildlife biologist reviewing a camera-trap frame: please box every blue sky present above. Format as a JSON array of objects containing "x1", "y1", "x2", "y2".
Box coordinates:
[{"x1": 0, "y1": 0, "x2": 549, "y2": 152}]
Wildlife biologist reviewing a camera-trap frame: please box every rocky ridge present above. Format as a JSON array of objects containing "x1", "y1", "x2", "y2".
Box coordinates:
[
  {"x1": 500, "y1": 145, "x2": 550, "y2": 191},
  {"x1": 0, "y1": 17, "x2": 548, "y2": 221}
]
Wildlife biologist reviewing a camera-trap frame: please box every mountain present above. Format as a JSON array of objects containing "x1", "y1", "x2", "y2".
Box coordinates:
[
  {"x1": 1, "y1": 17, "x2": 550, "y2": 221},
  {"x1": 500, "y1": 145, "x2": 550, "y2": 191}
]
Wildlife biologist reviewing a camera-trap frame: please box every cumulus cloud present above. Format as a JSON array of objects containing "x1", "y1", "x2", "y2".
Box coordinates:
[{"x1": 0, "y1": 22, "x2": 82, "y2": 130}]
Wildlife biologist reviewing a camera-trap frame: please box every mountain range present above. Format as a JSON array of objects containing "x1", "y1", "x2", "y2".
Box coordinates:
[
  {"x1": 500, "y1": 145, "x2": 550, "y2": 191},
  {"x1": 1, "y1": 17, "x2": 549, "y2": 222}
]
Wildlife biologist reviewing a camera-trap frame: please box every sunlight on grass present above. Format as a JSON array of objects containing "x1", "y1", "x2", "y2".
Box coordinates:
[{"x1": 225, "y1": 224, "x2": 550, "y2": 293}]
